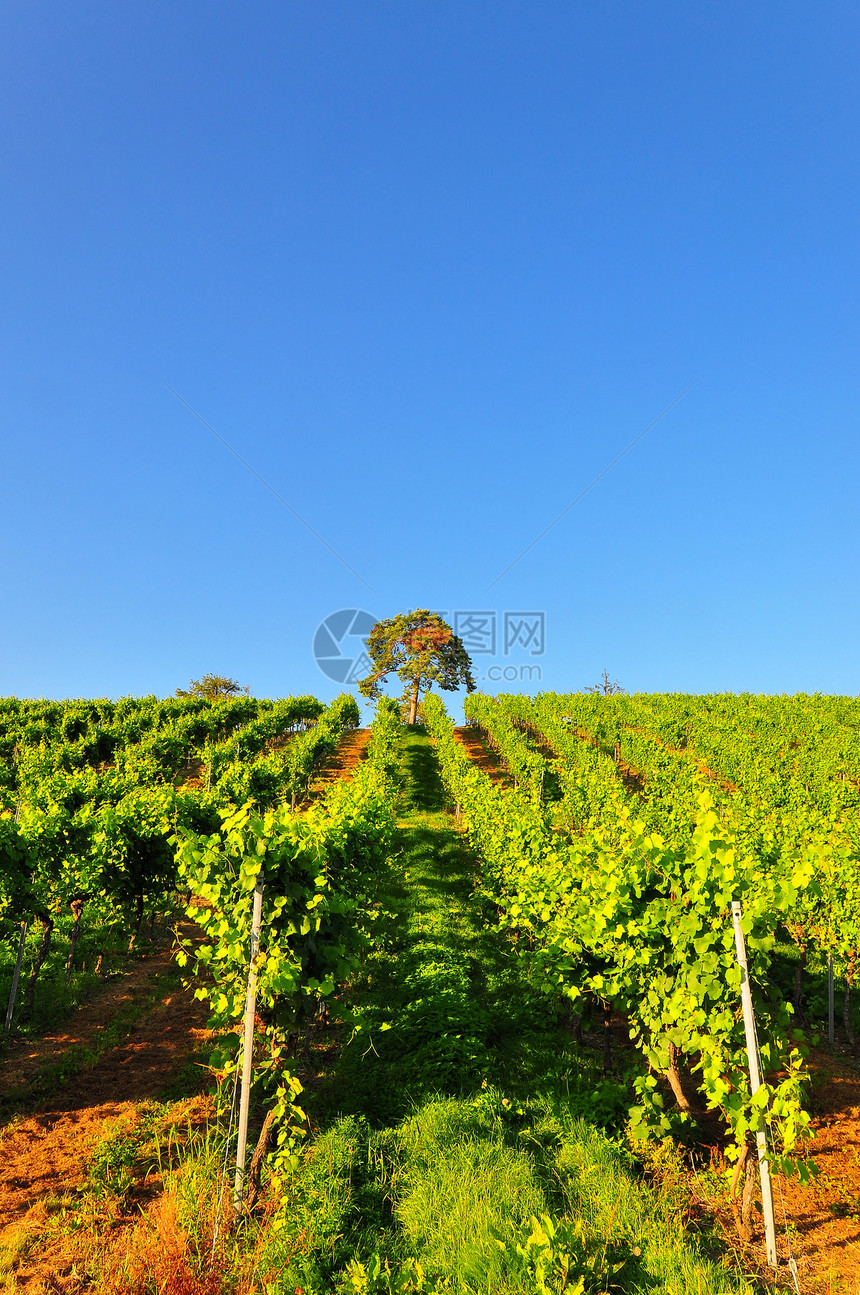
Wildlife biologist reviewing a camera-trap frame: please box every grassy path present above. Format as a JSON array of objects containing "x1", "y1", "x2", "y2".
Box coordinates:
[{"x1": 259, "y1": 730, "x2": 758, "y2": 1295}]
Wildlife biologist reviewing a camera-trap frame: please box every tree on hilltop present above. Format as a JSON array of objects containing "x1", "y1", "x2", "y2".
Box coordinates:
[
  {"x1": 176, "y1": 674, "x2": 250, "y2": 699},
  {"x1": 357, "y1": 610, "x2": 475, "y2": 724},
  {"x1": 585, "y1": 669, "x2": 625, "y2": 696}
]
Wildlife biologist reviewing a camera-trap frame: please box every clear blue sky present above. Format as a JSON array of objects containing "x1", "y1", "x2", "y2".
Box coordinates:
[{"x1": 2, "y1": 2, "x2": 857, "y2": 710}]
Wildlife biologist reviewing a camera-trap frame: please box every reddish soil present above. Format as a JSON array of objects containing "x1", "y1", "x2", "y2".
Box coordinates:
[
  {"x1": 528, "y1": 714, "x2": 733, "y2": 800},
  {"x1": 304, "y1": 727, "x2": 373, "y2": 804},
  {"x1": 174, "y1": 756, "x2": 205, "y2": 791},
  {"x1": 691, "y1": 757, "x2": 737, "y2": 794},
  {"x1": 674, "y1": 1047, "x2": 860, "y2": 1294},
  {"x1": 557, "y1": 726, "x2": 647, "y2": 796},
  {"x1": 766, "y1": 1049, "x2": 860, "y2": 1293},
  {"x1": 0, "y1": 929, "x2": 199, "y2": 1100},
  {"x1": 452, "y1": 727, "x2": 512, "y2": 787},
  {"x1": 0, "y1": 932, "x2": 213, "y2": 1291},
  {"x1": 613, "y1": 756, "x2": 646, "y2": 796}
]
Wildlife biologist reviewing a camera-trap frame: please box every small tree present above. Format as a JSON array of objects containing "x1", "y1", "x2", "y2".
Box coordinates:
[
  {"x1": 585, "y1": 669, "x2": 625, "y2": 696},
  {"x1": 176, "y1": 674, "x2": 250, "y2": 699},
  {"x1": 358, "y1": 610, "x2": 475, "y2": 724}
]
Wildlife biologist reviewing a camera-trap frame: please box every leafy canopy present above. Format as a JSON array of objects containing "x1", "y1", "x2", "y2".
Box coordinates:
[
  {"x1": 357, "y1": 610, "x2": 475, "y2": 708},
  {"x1": 175, "y1": 673, "x2": 250, "y2": 699}
]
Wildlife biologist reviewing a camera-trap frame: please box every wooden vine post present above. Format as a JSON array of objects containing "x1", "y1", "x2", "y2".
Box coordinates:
[
  {"x1": 731, "y1": 900, "x2": 778, "y2": 1269},
  {"x1": 234, "y1": 871, "x2": 265, "y2": 1215}
]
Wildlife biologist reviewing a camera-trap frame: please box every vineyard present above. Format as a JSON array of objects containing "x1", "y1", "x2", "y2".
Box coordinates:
[
  {"x1": 1, "y1": 690, "x2": 859, "y2": 1293},
  {"x1": 0, "y1": 690, "x2": 367, "y2": 1034},
  {"x1": 453, "y1": 692, "x2": 860, "y2": 1109}
]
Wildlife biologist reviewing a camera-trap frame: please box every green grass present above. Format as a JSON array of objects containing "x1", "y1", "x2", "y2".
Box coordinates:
[{"x1": 255, "y1": 1089, "x2": 756, "y2": 1294}]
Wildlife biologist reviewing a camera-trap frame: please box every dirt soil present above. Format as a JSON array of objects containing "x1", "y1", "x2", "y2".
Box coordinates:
[
  {"x1": 304, "y1": 727, "x2": 372, "y2": 804},
  {"x1": 666, "y1": 1046, "x2": 860, "y2": 1295},
  {"x1": 0, "y1": 932, "x2": 213, "y2": 1291},
  {"x1": 765, "y1": 1048, "x2": 860, "y2": 1294},
  {"x1": 521, "y1": 718, "x2": 648, "y2": 797},
  {"x1": 173, "y1": 756, "x2": 205, "y2": 791},
  {"x1": 452, "y1": 726, "x2": 512, "y2": 787},
  {"x1": 568, "y1": 726, "x2": 646, "y2": 796}
]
